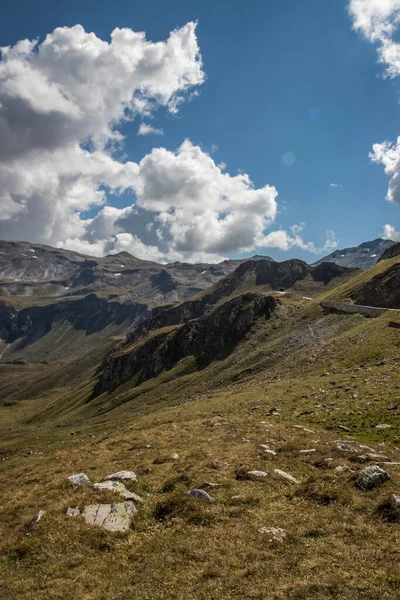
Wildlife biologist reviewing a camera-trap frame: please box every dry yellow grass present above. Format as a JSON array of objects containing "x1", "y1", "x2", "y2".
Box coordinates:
[{"x1": 1, "y1": 264, "x2": 399, "y2": 599}]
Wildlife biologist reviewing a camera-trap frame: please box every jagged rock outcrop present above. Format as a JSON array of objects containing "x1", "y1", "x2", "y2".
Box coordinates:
[
  {"x1": 91, "y1": 293, "x2": 278, "y2": 397},
  {"x1": 378, "y1": 242, "x2": 400, "y2": 262},
  {"x1": 351, "y1": 263, "x2": 400, "y2": 309}
]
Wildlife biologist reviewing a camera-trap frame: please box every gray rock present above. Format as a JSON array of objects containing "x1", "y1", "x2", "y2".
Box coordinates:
[
  {"x1": 246, "y1": 470, "x2": 268, "y2": 479},
  {"x1": 258, "y1": 526, "x2": 287, "y2": 542},
  {"x1": 105, "y1": 471, "x2": 137, "y2": 482},
  {"x1": 359, "y1": 453, "x2": 390, "y2": 463},
  {"x1": 92, "y1": 481, "x2": 127, "y2": 492},
  {"x1": 355, "y1": 465, "x2": 391, "y2": 491},
  {"x1": 336, "y1": 443, "x2": 357, "y2": 453},
  {"x1": 66, "y1": 507, "x2": 81, "y2": 517},
  {"x1": 82, "y1": 502, "x2": 137, "y2": 531},
  {"x1": 199, "y1": 482, "x2": 220, "y2": 489},
  {"x1": 259, "y1": 445, "x2": 277, "y2": 456},
  {"x1": 387, "y1": 404, "x2": 398, "y2": 411},
  {"x1": 267, "y1": 406, "x2": 279, "y2": 416},
  {"x1": 68, "y1": 473, "x2": 90, "y2": 486},
  {"x1": 119, "y1": 490, "x2": 144, "y2": 502},
  {"x1": 92, "y1": 480, "x2": 143, "y2": 502},
  {"x1": 375, "y1": 424, "x2": 392, "y2": 429},
  {"x1": 25, "y1": 510, "x2": 45, "y2": 529},
  {"x1": 299, "y1": 449, "x2": 316, "y2": 454},
  {"x1": 392, "y1": 494, "x2": 400, "y2": 507},
  {"x1": 334, "y1": 464, "x2": 353, "y2": 473},
  {"x1": 168, "y1": 453, "x2": 179, "y2": 460},
  {"x1": 274, "y1": 469, "x2": 299, "y2": 484},
  {"x1": 187, "y1": 489, "x2": 213, "y2": 501}
]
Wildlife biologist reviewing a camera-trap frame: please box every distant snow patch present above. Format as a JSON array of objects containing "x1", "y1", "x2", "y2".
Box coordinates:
[
  {"x1": 32, "y1": 256, "x2": 38, "y2": 259},
  {"x1": 28, "y1": 249, "x2": 35, "y2": 252},
  {"x1": 201, "y1": 270, "x2": 206, "y2": 275},
  {"x1": 371, "y1": 254, "x2": 377, "y2": 258},
  {"x1": 114, "y1": 273, "x2": 121, "y2": 277}
]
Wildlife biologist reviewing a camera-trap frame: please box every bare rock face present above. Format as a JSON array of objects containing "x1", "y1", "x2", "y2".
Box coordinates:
[
  {"x1": 355, "y1": 466, "x2": 391, "y2": 491},
  {"x1": 378, "y1": 242, "x2": 400, "y2": 262},
  {"x1": 81, "y1": 502, "x2": 138, "y2": 531},
  {"x1": 68, "y1": 473, "x2": 90, "y2": 486},
  {"x1": 92, "y1": 293, "x2": 278, "y2": 397},
  {"x1": 351, "y1": 263, "x2": 400, "y2": 309}
]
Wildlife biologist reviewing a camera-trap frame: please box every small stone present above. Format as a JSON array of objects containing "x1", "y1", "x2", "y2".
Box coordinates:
[
  {"x1": 334, "y1": 464, "x2": 352, "y2": 473},
  {"x1": 258, "y1": 526, "x2": 287, "y2": 543},
  {"x1": 360, "y1": 453, "x2": 390, "y2": 463},
  {"x1": 105, "y1": 471, "x2": 137, "y2": 482},
  {"x1": 267, "y1": 406, "x2": 279, "y2": 416},
  {"x1": 376, "y1": 424, "x2": 392, "y2": 430},
  {"x1": 392, "y1": 494, "x2": 400, "y2": 507},
  {"x1": 199, "y1": 482, "x2": 220, "y2": 489},
  {"x1": 120, "y1": 490, "x2": 144, "y2": 503},
  {"x1": 338, "y1": 425, "x2": 351, "y2": 432},
  {"x1": 68, "y1": 473, "x2": 90, "y2": 486},
  {"x1": 299, "y1": 449, "x2": 316, "y2": 454},
  {"x1": 25, "y1": 510, "x2": 45, "y2": 530},
  {"x1": 82, "y1": 502, "x2": 137, "y2": 531},
  {"x1": 66, "y1": 507, "x2": 81, "y2": 517},
  {"x1": 93, "y1": 481, "x2": 127, "y2": 492},
  {"x1": 336, "y1": 443, "x2": 357, "y2": 453},
  {"x1": 274, "y1": 469, "x2": 299, "y2": 484},
  {"x1": 355, "y1": 465, "x2": 391, "y2": 491},
  {"x1": 246, "y1": 470, "x2": 268, "y2": 479},
  {"x1": 207, "y1": 461, "x2": 220, "y2": 470},
  {"x1": 259, "y1": 445, "x2": 277, "y2": 456},
  {"x1": 187, "y1": 489, "x2": 213, "y2": 501},
  {"x1": 387, "y1": 404, "x2": 398, "y2": 411},
  {"x1": 168, "y1": 453, "x2": 179, "y2": 460},
  {"x1": 137, "y1": 467, "x2": 152, "y2": 475}
]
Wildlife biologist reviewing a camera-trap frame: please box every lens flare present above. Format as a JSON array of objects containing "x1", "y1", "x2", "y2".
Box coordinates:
[
  {"x1": 282, "y1": 151, "x2": 296, "y2": 166},
  {"x1": 308, "y1": 108, "x2": 320, "y2": 121}
]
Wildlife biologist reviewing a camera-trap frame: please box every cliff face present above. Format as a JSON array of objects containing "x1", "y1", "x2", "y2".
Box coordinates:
[
  {"x1": 91, "y1": 293, "x2": 278, "y2": 397},
  {"x1": 378, "y1": 242, "x2": 400, "y2": 262},
  {"x1": 0, "y1": 295, "x2": 149, "y2": 348},
  {"x1": 351, "y1": 263, "x2": 400, "y2": 309}
]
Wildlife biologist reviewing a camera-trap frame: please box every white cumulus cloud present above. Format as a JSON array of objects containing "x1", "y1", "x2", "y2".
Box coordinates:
[
  {"x1": 349, "y1": 0, "x2": 400, "y2": 225},
  {"x1": 383, "y1": 223, "x2": 400, "y2": 240},
  {"x1": 348, "y1": 0, "x2": 400, "y2": 77},
  {"x1": 0, "y1": 22, "x2": 335, "y2": 263},
  {"x1": 138, "y1": 123, "x2": 164, "y2": 136}
]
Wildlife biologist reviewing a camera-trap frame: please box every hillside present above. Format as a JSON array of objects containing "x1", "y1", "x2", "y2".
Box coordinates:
[{"x1": 0, "y1": 246, "x2": 399, "y2": 600}]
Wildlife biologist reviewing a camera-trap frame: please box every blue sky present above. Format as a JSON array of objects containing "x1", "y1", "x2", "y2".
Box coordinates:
[{"x1": 1, "y1": 0, "x2": 400, "y2": 262}]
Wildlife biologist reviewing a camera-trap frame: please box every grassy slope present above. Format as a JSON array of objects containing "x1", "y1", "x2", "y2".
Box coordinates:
[{"x1": 0, "y1": 261, "x2": 399, "y2": 599}]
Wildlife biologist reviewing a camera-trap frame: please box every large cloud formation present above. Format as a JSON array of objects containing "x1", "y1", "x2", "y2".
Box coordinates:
[
  {"x1": 0, "y1": 23, "x2": 335, "y2": 262},
  {"x1": 349, "y1": 0, "x2": 400, "y2": 237}
]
